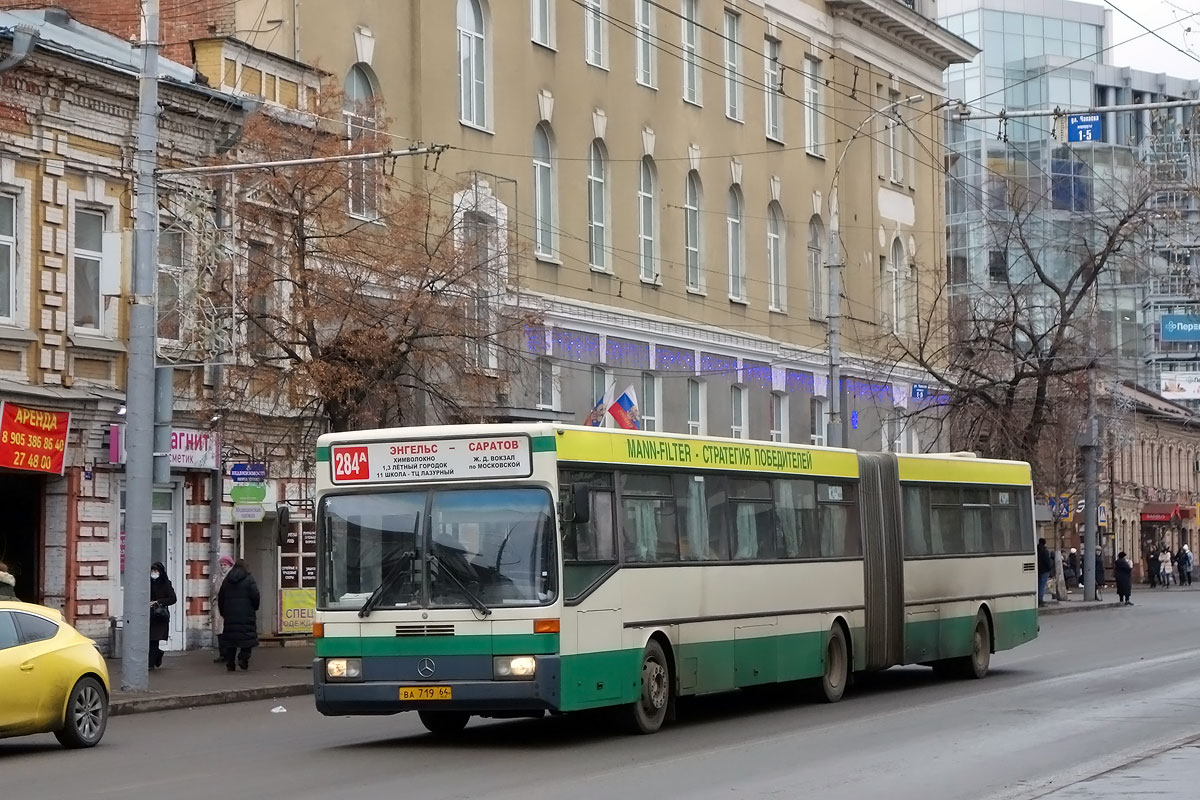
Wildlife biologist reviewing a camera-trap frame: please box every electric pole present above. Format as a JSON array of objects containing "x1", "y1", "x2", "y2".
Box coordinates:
[{"x1": 120, "y1": 0, "x2": 160, "y2": 691}]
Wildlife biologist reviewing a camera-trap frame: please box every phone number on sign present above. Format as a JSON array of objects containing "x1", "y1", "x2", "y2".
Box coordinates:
[
  {"x1": 7, "y1": 450, "x2": 57, "y2": 470},
  {"x1": 1, "y1": 430, "x2": 66, "y2": 451}
]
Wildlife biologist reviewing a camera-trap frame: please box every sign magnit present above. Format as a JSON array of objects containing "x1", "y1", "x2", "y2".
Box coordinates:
[
  {"x1": 1160, "y1": 315, "x2": 1200, "y2": 342},
  {"x1": 330, "y1": 435, "x2": 533, "y2": 484}
]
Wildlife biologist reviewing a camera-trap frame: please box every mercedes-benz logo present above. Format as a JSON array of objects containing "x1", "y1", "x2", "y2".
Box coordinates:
[{"x1": 416, "y1": 657, "x2": 436, "y2": 678}]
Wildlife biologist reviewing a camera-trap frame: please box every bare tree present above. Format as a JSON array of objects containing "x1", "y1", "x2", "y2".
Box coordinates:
[
  {"x1": 887, "y1": 147, "x2": 1157, "y2": 490},
  {"x1": 194, "y1": 85, "x2": 535, "y2": 433}
]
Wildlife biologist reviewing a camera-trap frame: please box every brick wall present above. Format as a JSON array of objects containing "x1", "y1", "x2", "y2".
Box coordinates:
[{"x1": 0, "y1": 0, "x2": 235, "y2": 65}]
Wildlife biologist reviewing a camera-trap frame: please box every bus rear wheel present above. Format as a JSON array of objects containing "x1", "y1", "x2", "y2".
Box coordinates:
[
  {"x1": 816, "y1": 624, "x2": 849, "y2": 703},
  {"x1": 418, "y1": 710, "x2": 471, "y2": 736},
  {"x1": 933, "y1": 612, "x2": 992, "y2": 680},
  {"x1": 625, "y1": 639, "x2": 671, "y2": 734}
]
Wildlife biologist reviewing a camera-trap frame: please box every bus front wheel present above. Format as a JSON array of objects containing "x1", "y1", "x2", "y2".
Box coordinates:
[
  {"x1": 418, "y1": 710, "x2": 471, "y2": 736},
  {"x1": 625, "y1": 639, "x2": 672, "y2": 734},
  {"x1": 816, "y1": 624, "x2": 850, "y2": 703}
]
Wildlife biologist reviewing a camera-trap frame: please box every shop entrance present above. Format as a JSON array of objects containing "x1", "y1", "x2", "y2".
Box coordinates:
[{"x1": 0, "y1": 471, "x2": 43, "y2": 602}]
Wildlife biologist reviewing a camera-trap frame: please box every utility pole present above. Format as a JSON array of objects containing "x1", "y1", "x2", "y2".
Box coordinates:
[
  {"x1": 120, "y1": 0, "x2": 159, "y2": 691},
  {"x1": 826, "y1": 94, "x2": 924, "y2": 449},
  {"x1": 1081, "y1": 371, "x2": 1100, "y2": 601}
]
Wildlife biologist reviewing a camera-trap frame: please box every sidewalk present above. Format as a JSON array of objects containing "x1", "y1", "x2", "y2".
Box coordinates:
[
  {"x1": 1038, "y1": 736, "x2": 1200, "y2": 798},
  {"x1": 1041, "y1": 583, "x2": 1200, "y2": 615},
  {"x1": 108, "y1": 645, "x2": 314, "y2": 716}
]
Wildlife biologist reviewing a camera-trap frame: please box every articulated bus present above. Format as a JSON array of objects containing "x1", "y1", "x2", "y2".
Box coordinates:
[{"x1": 311, "y1": 424, "x2": 1038, "y2": 735}]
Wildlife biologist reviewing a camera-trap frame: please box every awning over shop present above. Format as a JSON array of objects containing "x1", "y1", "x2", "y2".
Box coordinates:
[{"x1": 1140, "y1": 503, "x2": 1190, "y2": 523}]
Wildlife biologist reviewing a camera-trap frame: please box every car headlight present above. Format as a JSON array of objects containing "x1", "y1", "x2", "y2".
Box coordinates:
[
  {"x1": 326, "y1": 657, "x2": 362, "y2": 681},
  {"x1": 493, "y1": 655, "x2": 536, "y2": 680}
]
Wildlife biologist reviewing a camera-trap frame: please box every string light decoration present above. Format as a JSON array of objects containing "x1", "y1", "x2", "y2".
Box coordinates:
[{"x1": 656, "y1": 346, "x2": 696, "y2": 373}]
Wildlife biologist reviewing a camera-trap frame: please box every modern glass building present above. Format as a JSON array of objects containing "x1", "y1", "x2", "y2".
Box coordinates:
[{"x1": 939, "y1": 0, "x2": 1199, "y2": 385}]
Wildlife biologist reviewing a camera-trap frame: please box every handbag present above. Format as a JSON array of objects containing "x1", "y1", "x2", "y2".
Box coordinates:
[{"x1": 151, "y1": 603, "x2": 170, "y2": 622}]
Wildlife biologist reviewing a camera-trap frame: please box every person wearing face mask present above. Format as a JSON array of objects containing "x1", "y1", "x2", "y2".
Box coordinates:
[{"x1": 149, "y1": 561, "x2": 177, "y2": 670}]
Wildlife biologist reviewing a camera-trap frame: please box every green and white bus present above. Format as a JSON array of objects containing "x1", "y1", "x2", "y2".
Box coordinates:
[{"x1": 312, "y1": 424, "x2": 1038, "y2": 735}]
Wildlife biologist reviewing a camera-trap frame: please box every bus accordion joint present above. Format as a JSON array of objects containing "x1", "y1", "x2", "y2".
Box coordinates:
[{"x1": 534, "y1": 619, "x2": 560, "y2": 634}]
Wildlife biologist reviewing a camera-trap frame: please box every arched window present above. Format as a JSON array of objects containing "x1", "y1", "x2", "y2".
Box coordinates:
[
  {"x1": 532, "y1": 124, "x2": 555, "y2": 257},
  {"x1": 808, "y1": 216, "x2": 825, "y2": 315},
  {"x1": 684, "y1": 171, "x2": 702, "y2": 290},
  {"x1": 344, "y1": 64, "x2": 378, "y2": 218},
  {"x1": 726, "y1": 185, "x2": 744, "y2": 300},
  {"x1": 587, "y1": 139, "x2": 608, "y2": 270},
  {"x1": 638, "y1": 157, "x2": 657, "y2": 281},
  {"x1": 457, "y1": 0, "x2": 487, "y2": 127},
  {"x1": 767, "y1": 202, "x2": 785, "y2": 311},
  {"x1": 891, "y1": 238, "x2": 907, "y2": 334}
]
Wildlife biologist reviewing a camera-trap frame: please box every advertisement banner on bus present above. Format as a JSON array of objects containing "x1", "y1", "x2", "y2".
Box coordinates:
[{"x1": 329, "y1": 435, "x2": 533, "y2": 484}]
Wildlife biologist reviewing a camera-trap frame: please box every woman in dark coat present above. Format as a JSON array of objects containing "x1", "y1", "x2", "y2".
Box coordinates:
[
  {"x1": 1114, "y1": 551, "x2": 1134, "y2": 606},
  {"x1": 149, "y1": 561, "x2": 177, "y2": 669},
  {"x1": 217, "y1": 558, "x2": 261, "y2": 671}
]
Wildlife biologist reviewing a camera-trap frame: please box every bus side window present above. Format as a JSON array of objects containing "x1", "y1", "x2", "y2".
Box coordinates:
[
  {"x1": 902, "y1": 486, "x2": 932, "y2": 557},
  {"x1": 561, "y1": 487, "x2": 616, "y2": 600}
]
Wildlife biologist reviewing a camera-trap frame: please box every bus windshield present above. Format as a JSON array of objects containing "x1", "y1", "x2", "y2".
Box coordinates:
[{"x1": 321, "y1": 487, "x2": 558, "y2": 611}]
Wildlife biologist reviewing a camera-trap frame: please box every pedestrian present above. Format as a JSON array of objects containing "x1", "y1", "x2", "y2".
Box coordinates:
[
  {"x1": 1162, "y1": 546, "x2": 1174, "y2": 587},
  {"x1": 1177, "y1": 545, "x2": 1193, "y2": 587},
  {"x1": 217, "y1": 558, "x2": 261, "y2": 672},
  {"x1": 1067, "y1": 548, "x2": 1080, "y2": 590},
  {"x1": 149, "y1": 561, "x2": 177, "y2": 670},
  {"x1": 1095, "y1": 547, "x2": 1105, "y2": 590},
  {"x1": 212, "y1": 554, "x2": 235, "y2": 663},
  {"x1": 1148, "y1": 550, "x2": 1161, "y2": 588},
  {"x1": 1115, "y1": 551, "x2": 1134, "y2": 606},
  {"x1": 0, "y1": 561, "x2": 16, "y2": 599},
  {"x1": 1037, "y1": 538, "x2": 1052, "y2": 607}
]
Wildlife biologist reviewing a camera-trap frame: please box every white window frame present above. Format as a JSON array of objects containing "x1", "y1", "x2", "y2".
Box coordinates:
[
  {"x1": 889, "y1": 239, "x2": 904, "y2": 335},
  {"x1": 684, "y1": 171, "x2": 703, "y2": 291},
  {"x1": 808, "y1": 216, "x2": 825, "y2": 317},
  {"x1": 635, "y1": 0, "x2": 655, "y2": 88},
  {"x1": 592, "y1": 364, "x2": 609, "y2": 406},
  {"x1": 727, "y1": 185, "x2": 745, "y2": 302},
  {"x1": 72, "y1": 208, "x2": 106, "y2": 334},
  {"x1": 687, "y1": 378, "x2": 704, "y2": 435},
  {"x1": 638, "y1": 157, "x2": 657, "y2": 282},
  {"x1": 0, "y1": 194, "x2": 15, "y2": 324},
  {"x1": 884, "y1": 415, "x2": 904, "y2": 453},
  {"x1": 730, "y1": 384, "x2": 746, "y2": 439},
  {"x1": 767, "y1": 202, "x2": 785, "y2": 312},
  {"x1": 458, "y1": 0, "x2": 488, "y2": 129},
  {"x1": 587, "y1": 139, "x2": 609, "y2": 271},
  {"x1": 584, "y1": 0, "x2": 607, "y2": 69},
  {"x1": 532, "y1": 124, "x2": 555, "y2": 258},
  {"x1": 723, "y1": 11, "x2": 743, "y2": 121},
  {"x1": 536, "y1": 357, "x2": 557, "y2": 409},
  {"x1": 764, "y1": 38, "x2": 783, "y2": 141},
  {"x1": 888, "y1": 93, "x2": 905, "y2": 184},
  {"x1": 641, "y1": 371, "x2": 659, "y2": 431},
  {"x1": 344, "y1": 66, "x2": 379, "y2": 221},
  {"x1": 804, "y1": 58, "x2": 824, "y2": 157},
  {"x1": 681, "y1": 0, "x2": 700, "y2": 105},
  {"x1": 770, "y1": 392, "x2": 787, "y2": 442},
  {"x1": 531, "y1": 0, "x2": 554, "y2": 48},
  {"x1": 810, "y1": 397, "x2": 827, "y2": 446}
]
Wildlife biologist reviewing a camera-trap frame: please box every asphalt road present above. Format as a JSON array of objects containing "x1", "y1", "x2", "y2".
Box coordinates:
[{"x1": 5, "y1": 591, "x2": 1200, "y2": 800}]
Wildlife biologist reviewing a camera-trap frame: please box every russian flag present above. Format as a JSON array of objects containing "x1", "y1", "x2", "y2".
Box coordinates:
[
  {"x1": 608, "y1": 386, "x2": 641, "y2": 430},
  {"x1": 583, "y1": 396, "x2": 607, "y2": 427}
]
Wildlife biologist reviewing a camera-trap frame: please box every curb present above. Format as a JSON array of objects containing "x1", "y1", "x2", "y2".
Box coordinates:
[
  {"x1": 1039, "y1": 600, "x2": 1125, "y2": 616},
  {"x1": 111, "y1": 682, "x2": 313, "y2": 716}
]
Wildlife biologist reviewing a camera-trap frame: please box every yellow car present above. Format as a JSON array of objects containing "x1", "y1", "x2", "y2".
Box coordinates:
[{"x1": 0, "y1": 601, "x2": 110, "y2": 748}]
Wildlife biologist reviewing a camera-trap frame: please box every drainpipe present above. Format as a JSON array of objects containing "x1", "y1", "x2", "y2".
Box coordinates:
[{"x1": 0, "y1": 25, "x2": 39, "y2": 74}]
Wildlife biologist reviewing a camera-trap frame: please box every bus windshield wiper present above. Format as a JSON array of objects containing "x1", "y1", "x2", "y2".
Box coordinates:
[
  {"x1": 358, "y1": 548, "x2": 417, "y2": 618},
  {"x1": 428, "y1": 554, "x2": 492, "y2": 617}
]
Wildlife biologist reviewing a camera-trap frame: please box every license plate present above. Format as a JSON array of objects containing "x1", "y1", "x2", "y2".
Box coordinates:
[{"x1": 400, "y1": 686, "x2": 452, "y2": 701}]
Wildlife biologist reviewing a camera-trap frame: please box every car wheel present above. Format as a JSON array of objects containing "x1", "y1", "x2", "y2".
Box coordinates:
[{"x1": 54, "y1": 676, "x2": 108, "y2": 749}]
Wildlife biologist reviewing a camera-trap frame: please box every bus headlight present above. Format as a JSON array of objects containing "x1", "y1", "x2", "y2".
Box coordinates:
[
  {"x1": 493, "y1": 656, "x2": 536, "y2": 680},
  {"x1": 326, "y1": 657, "x2": 362, "y2": 681}
]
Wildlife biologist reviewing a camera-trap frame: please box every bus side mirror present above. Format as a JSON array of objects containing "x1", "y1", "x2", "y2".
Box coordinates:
[{"x1": 567, "y1": 484, "x2": 591, "y2": 524}]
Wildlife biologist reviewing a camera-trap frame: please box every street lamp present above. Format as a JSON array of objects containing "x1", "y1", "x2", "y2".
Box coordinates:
[{"x1": 826, "y1": 94, "x2": 924, "y2": 449}]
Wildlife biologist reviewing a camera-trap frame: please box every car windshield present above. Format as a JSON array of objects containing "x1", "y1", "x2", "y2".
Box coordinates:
[{"x1": 321, "y1": 487, "x2": 558, "y2": 610}]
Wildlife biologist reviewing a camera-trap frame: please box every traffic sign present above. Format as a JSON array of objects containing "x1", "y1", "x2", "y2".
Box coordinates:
[
  {"x1": 230, "y1": 463, "x2": 268, "y2": 482},
  {"x1": 230, "y1": 483, "x2": 267, "y2": 503},
  {"x1": 232, "y1": 503, "x2": 265, "y2": 523},
  {"x1": 1066, "y1": 114, "x2": 1102, "y2": 143}
]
